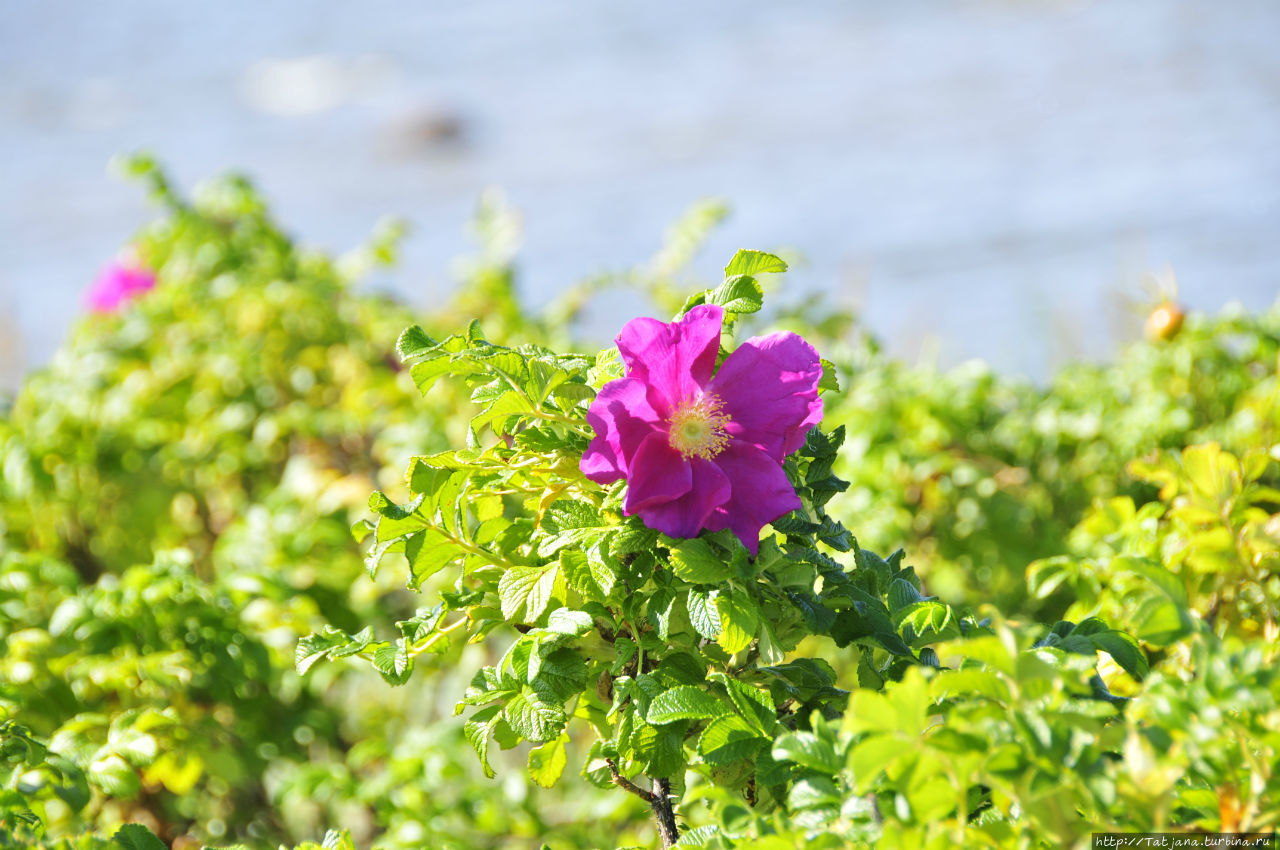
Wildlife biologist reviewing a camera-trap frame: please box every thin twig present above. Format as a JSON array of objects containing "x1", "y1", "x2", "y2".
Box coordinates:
[{"x1": 606, "y1": 759, "x2": 653, "y2": 803}]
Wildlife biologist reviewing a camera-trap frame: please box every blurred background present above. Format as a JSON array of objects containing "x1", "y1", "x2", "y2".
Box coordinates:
[{"x1": 2, "y1": 0, "x2": 1278, "y2": 392}]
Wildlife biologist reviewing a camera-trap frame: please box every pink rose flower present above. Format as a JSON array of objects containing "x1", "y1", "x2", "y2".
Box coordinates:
[
  {"x1": 84, "y1": 259, "x2": 156, "y2": 313},
  {"x1": 581, "y1": 304, "x2": 823, "y2": 554}
]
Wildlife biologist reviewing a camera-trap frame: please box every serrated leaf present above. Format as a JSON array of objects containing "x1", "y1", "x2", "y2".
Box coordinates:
[
  {"x1": 543, "y1": 500, "x2": 602, "y2": 533},
  {"x1": 673, "y1": 825, "x2": 721, "y2": 848},
  {"x1": 531, "y1": 649, "x2": 588, "y2": 702},
  {"x1": 409, "y1": 355, "x2": 470, "y2": 396},
  {"x1": 396, "y1": 325, "x2": 437, "y2": 361},
  {"x1": 372, "y1": 639, "x2": 414, "y2": 685},
  {"x1": 404, "y1": 528, "x2": 463, "y2": 588},
  {"x1": 724, "y1": 249, "x2": 788, "y2": 277},
  {"x1": 707, "y1": 275, "x2": 764, "y2": 314},
  {"x1": 503, "y1": 690, "x2": 566, "y2": 744},
  {"x1": 612, "y1": 525, "x2": 659, "y2": 556},
  {"x1": 715, "y1": 591, "x2": 759, "y2": 655},
  {"x1": 648, "y1": 686, "x2": 731, "y2": 725},
  {"x1": 561, "y1": 547, "x2": 616, "y2": 603},
  {"x1": 886, "y1": 577, "x2": 925, "y2": 612},
  {"x1": 787, "y1": 589, "x2": 836, "y2": 634},
  {"x1": 321, "y1": 830, "x2": 358, "y2": 850},
  {"x1": 541, "y1": 608, "x2": 594, "y2": 636},
  {"x1": 474, "y1": 390, "x2": 534, "y2": 434},
  {"x1": 499, "y1": 565, "x2": 560, "y2": 622},
  {"x1": 818, "y1": 358, "x2": 840, "y2": 392},
  {"x1": 893, "y1": 600, "x2": 957, "y2": 645},
  {"x1": 686, "y1": 590, "x2": 721, "y2": 639},
  {"x1": 697, "y1": 714, "x2": 767, "y2": 766},
  {"x1": 629, "y1": 720, "x2": 687, "y2": 778},
  {"x1": 717, "y1": 676, "x2": 776, "y2": 734},
  {"x1": 464, "y1": 705, "x2": 502, "y2": 779},
  {"x1": 527, "y1": 735, "x2": 569, "y2": 788},
  {"x1": 668, "y1": 538, "x2": 732, "y2": 584}
]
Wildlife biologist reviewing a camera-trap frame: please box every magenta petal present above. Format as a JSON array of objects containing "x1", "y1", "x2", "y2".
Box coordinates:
[
  {"x1": 84, "y1": 262, "x2": 156, "y2": 313},
  {"x1": 703, "y1": 442, "x2": 802, "y2": 555},
  {"x1": 632, "y1": 454, "x2": 732, "y2": 540},
  {"x1": 580, "y1": 377, "x2": 664, "y2": 484},
  {"x1": 615, "y1": 304, "x2": 723, "y2": 414},
  {"x1": 709, "y1": 331, "x2": 823, "y2": 461},
  {"x1": 623, "y1": 433, "x2": 694, "y2": 514}
]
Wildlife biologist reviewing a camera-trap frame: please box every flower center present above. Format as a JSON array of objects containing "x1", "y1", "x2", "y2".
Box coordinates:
[{"x1": 667, "y1": 393, "x2": 731, "y2": 460}]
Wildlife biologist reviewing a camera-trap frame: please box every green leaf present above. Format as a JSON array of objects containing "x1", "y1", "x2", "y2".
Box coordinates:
[
  {"x1": 474, "y1": 390, "x2": 535, "y2": 434},
  {"x1": 395, "y1": 325, "x2": 437, "y2": 361},
  {"x1": 715, "y1": 591, "x2": 759, "y2": 655},
  {"x1": 628, "y1": 720, "x2": 687, "y2": 778},
  {"x1": 531, "y1": 649, "x2": 588, "y2": 702},
  {"x1": 887, "y1": 577, "x2": 925, "y2": 611},
  {"x1": 371, "y1": 639, "x2": 414, "y2": 685},
  {"x1": 503, "y1": 689, "x2": 566, "y2": 744},
  {"x1": 464, "y1": 704, "x2": 502, "y2": 779},
  {"x1": 527, "y1": 735, "x2": 569, "y2": 788},
  {"x1": 499, "y1": 565, "x2": 560, "y2": 622},
  {"x1": 539, "y1": 502, "x2": 609, "y2": 556},
  {"x1": 893, "y1": 600, "x2": 958, "y2": 645},
  {"x1": 561, "y1": 547, "x2": 616, "y2": 603},
  {"x1": 541, "y1": 608, "x2": 594, "y2": 636},
  {"x1": 321, "y1": 830, "x2": 359, "y2": 850},
  {"x1": 686, "y1": 590, "x2": 721, "y2": 639},
  {"x1": 818, "y1": 358, "x2": 840, "y2": 392},
  {"x1": 1090, "y1": 631, "x2": 1149, "y2": 680},
  {"x1": 668, "y1": 538, "x2": 732, "y2": 584},
  {"x1": 648, "y1": 686, "x2": 731, "y2": 725},
  {"x1": 108, "y1": 728, "x2": 158, "y2": 768},
  {"x1": 788, "y1": 775, "x2": 841, "y2": 810},
  {"x1": 697, "y1": 714, "x2": 767, "y2": 766},
  {"x1": 772, "y1": 730, "x2": 840, "y2": 775},
  {"x1": 404, "y1": 528, "x2": 463, "y2": 588},
  {"x1": 89, "y1": 754, "x2": 140, "y2": 799},
  {"x1": 112, "y1": 824, "x2": 168, "y2": 850},
  {"x1": 350, "y1": 518, "x2": 373, "y2": 544},
  {"x1": 673, "y1": 825, "x2": 721, "y2": 848},
  {"x1": 706, "y1": 275, "x2": 764, "y2": 315},
  {"x1": 724, "y1": 250, "x2": 788, "y2": 277},
  {"x1": 410, "y1": 355, "x2": 472, "y2": 396},
  {"x1": 849, "y1": 734, "x2": 906, "y2": 793},
  {"x1": 716, "y1": 676, "x2": 776, "y2": 734},
  {"x1": 907, "y1": 775, "x2": 957, "y2": 824}
]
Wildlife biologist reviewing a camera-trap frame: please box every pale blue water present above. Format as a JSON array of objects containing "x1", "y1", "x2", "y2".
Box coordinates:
[{"x1": 2, "y1": 0, "x2": 1278, "y2": 390}]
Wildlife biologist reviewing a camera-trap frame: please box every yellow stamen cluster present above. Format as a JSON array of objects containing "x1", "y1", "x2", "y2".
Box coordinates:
[{"x1": 667, "y1": 393, "x2": 732, "y2": 460}]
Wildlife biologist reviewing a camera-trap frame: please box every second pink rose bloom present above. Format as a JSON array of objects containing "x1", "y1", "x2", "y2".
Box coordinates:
[{"x1": 84, "y1": 259, "x2": 156, "y2": 313}]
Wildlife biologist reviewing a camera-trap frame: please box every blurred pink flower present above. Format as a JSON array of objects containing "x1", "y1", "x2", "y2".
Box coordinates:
[
  {"x1": 581, "y1": 304, "x2": 823, "y2": 554},
  {"x1": 84, "y1": 259, "x2": 156, "y2": 313}
]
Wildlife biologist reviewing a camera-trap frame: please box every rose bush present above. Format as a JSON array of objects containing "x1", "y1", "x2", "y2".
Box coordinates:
[{"x1": 2, "y1": 163, "x2": 1276, "y2": 849}]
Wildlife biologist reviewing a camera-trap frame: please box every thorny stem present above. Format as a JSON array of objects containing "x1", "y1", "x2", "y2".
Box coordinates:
[
  {"x1": 605, "y1": 760, "x2": 680, "y2": 848},
  {"x1": 650, "y1": 777, "x2": 680, "y2": 848}
]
